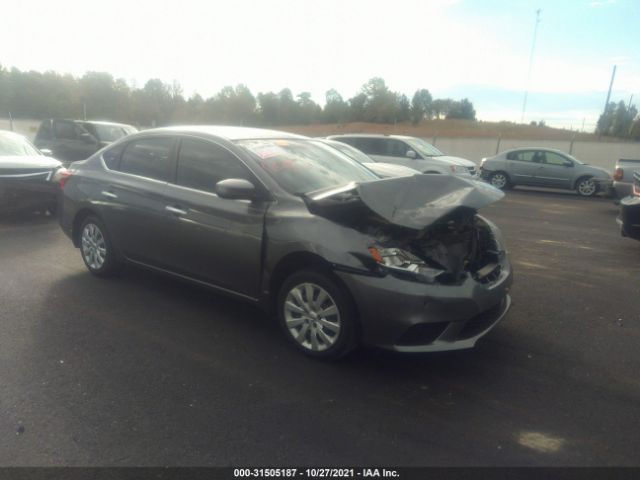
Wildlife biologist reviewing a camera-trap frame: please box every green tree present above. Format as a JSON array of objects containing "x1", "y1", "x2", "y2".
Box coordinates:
[
  {"x1": 323, "y1": 89, "x2": 348, "y2": 123},
  {"x1": 411, "y1": 89, "x2": 433, "y2": 124},
  {"x1": 446, "y1": 98, "x2": 476, "y2": 120}
]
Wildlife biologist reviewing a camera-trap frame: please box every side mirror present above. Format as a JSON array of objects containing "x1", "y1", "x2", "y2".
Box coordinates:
[
  {"x1": 564, "y1": 161, "x2": 573, "y2": 167},
  {"x1": 40, "y1": 148, "x2": 54, "y2": 157},
  {"x1": 215, "y1": 178, "x2": 256, "y2": 200},
  {"x1": 406, "y1": 150, "x2": 417, "y2": 159},
  {"x1": 79, "y1": 132, "x2": 97, "y2": 144}
]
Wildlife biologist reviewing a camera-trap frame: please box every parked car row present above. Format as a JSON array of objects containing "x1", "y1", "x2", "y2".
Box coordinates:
[
  {"x1": 34, "y1": 118, "x2": 138, "y2": 165},
  {"x1": 0, "y1": 130, "x2": 67, "y2": 214},
  {"x1": 480, "y1": 148, "x2": 612, "y2": 197}
]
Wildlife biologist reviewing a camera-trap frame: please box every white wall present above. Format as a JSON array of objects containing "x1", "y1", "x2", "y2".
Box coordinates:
[{"x1": 429, "y1": 137, "x2": 640, "y2": 171}]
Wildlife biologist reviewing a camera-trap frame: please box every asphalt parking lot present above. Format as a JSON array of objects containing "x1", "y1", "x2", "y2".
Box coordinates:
[{"x1": 1, "y1": 188, "x2": 639, "y2": 466}]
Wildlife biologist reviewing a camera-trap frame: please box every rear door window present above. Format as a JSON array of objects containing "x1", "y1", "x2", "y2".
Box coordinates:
[
  {"x1": 507, "y1": 151, "x2": 536, "y2": 162},
  {"x1": 118, "y1": 137, "x2": 174, "y2": 181},
  {"x1": 176, "y1": 138, "x2": 250, "y2": 194}
]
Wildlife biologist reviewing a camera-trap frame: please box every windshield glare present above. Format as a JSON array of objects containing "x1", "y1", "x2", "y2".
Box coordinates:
[
  {"x1": 85, "y1": 124, "x2": 129, "y2": 142},
  {"x1": 406, "y1": 138, "x2": 444, "y2": 157},
  {"x1": 0, "y1": 132, "x2": 41, "y2": 156},
  {"x1": 237, "y1": 139, "x2": 379, "y2": 194},
  {"x1": 327, "y1": 141, "x2": 373, "y2": 165}
]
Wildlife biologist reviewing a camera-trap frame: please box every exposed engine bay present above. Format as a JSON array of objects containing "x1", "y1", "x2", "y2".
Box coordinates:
[
  {"x1": 364, "y1": 213, "x2": 501, "y2": 284},
  {"x1": 304, "y1": 174, "x2": 506, "y2": 285}
]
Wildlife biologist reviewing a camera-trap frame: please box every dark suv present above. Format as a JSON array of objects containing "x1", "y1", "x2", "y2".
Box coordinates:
[
  {"x1": 60, "y1": 126, "x2": 512, "y2": 358},
  {"x1": 34, "y1": 119, "x2": 137, "y2": 164}
]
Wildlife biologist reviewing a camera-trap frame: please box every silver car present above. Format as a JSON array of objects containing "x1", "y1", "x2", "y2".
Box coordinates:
[
  {"x1": 327, "y1": 134, "x2": 479, "y2": 178},
  {"x1": 480, "y1": 148, "x2": 612, "y2": 197},
  {"x1": 316, "y1": 138, "x2": 420, "y2": 178}
]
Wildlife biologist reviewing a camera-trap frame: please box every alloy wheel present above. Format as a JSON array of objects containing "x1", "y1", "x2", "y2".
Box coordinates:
[
  {"x1": 577, "y1": 178, "x2": 596, "y2": 196},
  {"x1": 81, "y1": 223, "x2": 107, "y2": 270},
  {"x1": 491, "y1": 173, "x2": 508, "y2": 189},
  {"x1": 283, "y1": 282, "x2": 341, "y2": 352}
]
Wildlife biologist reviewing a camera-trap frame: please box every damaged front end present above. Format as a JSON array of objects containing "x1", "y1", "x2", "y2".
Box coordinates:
[
  {"x1": 305, "y1": 174, "x2": 506, "y2": 286},
  {"x1": 366, "y1": 213, "x2": 504, "y2": 286},
  {"x1": 304, "y1": 174, "x2": 512, "y2": 351}
]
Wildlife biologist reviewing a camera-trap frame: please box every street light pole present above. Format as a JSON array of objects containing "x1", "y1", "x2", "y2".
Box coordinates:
[
  {"x1": 521, "y1": 8, "x2": 542, "y2": 124},
  {"x1": 598, "y1": 65, "x2": 617, "y2": 139}
]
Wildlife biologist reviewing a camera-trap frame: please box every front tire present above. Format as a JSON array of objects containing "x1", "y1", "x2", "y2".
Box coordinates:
[
  {"x1": 277, "y1": 269, "x2": 358, "y2": 359},
  {"x1": 576, "y1": 176, "x2": 597, "y2": 197},
  {"x1": 489, "y1": 171, "x2": 511, "y2": 190},
  {"x1": 79, "y1": 216, "x2": 120, "y2": 277}
]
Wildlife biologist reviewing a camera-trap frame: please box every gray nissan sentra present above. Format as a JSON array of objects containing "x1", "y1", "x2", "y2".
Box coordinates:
[{"x1": 59, "y1": 126, "x2": 513, "y2": 359}]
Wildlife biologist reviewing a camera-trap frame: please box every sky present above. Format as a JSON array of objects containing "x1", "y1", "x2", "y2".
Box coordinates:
[{"x1": 1, "y1": 0, "x2": 639, "y2": 130}]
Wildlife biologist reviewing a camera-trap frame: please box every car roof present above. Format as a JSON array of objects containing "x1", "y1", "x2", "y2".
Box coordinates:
[
  {"x1": 328, "y1": 133, "x2": 414, "y2": 140},
  {"x1": 0, "y1": 130, "x2": 27, "y2": 139},
  {"x1": 147, "y1": 125, "x2": 309, "y2": 141},
  {"x1": 81, "y1": 120, "x2": 135, "y2": 128},
  {"x1": 503, "y1": 147, "x2": 570, "y2": 155}
]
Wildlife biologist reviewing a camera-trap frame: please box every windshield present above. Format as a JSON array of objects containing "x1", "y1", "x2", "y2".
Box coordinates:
[
  {"x1": 0, "y1": 132, "x2": 41, "y2": 156},
  {"x1": 405, "y1": 138, "x2": 445, "y2": 157},
  {"x1": 326, "y1": 140, "x2": 373, "y2": 165},
  {"x1": 84, "y1": 123, "x2": 130, "y2": 142},
  {"x1": 237, "y1": 139, "x2": 378, "y2": 195},
  {"x1": 565, "y1": 152, "x2": 584, "y2": 164}
]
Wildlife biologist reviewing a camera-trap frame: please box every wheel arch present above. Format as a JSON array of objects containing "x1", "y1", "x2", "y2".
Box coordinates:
[
  {"x1": 573, "y1": 174, "x2": 594, "y2": 190},
  {"x1": 266, "y1": 251, "x2": 359, "y2": 320}
]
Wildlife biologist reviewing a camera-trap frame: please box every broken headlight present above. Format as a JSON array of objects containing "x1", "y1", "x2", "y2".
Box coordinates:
[{"x1": 368, "y1": 246, "x2": 444, "y2": 283}]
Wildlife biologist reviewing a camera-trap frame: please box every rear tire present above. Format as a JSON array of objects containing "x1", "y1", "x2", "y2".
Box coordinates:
[
  {"x1": 79, "y1": 216, "x2": 121, "y2": 277},
  {"x1": 489, "y1": 171, "x2": 511, "y2": 190},
  {"x1": 277, "y1": 269, "x2": 358, "y2": 359}
]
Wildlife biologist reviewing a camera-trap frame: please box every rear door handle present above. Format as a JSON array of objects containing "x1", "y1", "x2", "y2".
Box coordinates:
[
  {"x1": 101, "y1": 190, "x2": 118, "y2": 199},
  {"x1": 165, "y1": 205, "x2": 188, "y2": 215}
]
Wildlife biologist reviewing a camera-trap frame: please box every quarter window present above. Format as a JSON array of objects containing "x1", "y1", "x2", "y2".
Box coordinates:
[
  {"x1": 176, "y1": 138, "x2": 250, "y2": 193},
  {"x1": 102, "y1": 143, "x2": 125, "y2": 169},
  {"x1": 119, "y1": 137, "x2": 174, "y2": 181}
]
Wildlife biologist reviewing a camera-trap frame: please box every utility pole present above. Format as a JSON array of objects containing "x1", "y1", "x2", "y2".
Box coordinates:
[
  {"x1": 521, "y1": 8, "x2": 542, "y2": 124},
  {"x1": 598, "y1": 65, "x2": 617, "y2": 139}
]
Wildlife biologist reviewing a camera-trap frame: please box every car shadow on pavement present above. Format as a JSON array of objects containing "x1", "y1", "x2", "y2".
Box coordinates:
[{"x1": 0, "y1": 209, "x2": 57, "y2": 227}]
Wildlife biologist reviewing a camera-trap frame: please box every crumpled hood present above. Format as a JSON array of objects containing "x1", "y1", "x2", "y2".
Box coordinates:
[
  {"x1": 355, "y1": 174, "x2": 503, "y2": 229},
  {"x1": 0, "y1": 155, "x2": 62, "y2": 170},
  {"x1": 435, "y1": 155, "x2": 477, "y2": 168}
]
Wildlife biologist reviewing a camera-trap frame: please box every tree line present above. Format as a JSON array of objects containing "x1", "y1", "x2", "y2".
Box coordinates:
[
  {"x1": 596, "y1": 100, "x2": 640, "y2": 140},
  {"x1": 0, "y1": 65, "x2": 476, "y2": 128}
]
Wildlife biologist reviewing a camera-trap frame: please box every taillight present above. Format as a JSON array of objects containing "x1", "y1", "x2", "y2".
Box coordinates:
[
  {"x1": 634, "y1": 183, "x2": 640, "y2": 197},
  {"x1": 57, "y1": 169, "x2": 73, "y2": 189},
  {"x1": 613, "y1": 167, "x2": 624, "y2": 181}
]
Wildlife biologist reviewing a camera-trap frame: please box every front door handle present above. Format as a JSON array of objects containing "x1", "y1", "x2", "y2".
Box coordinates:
[
  {"x1": 101, "y1": 190, "x2": 118, "y2": 199},
  {"x1": 165, "y1": 205, "x2": 188, "y2": 215}
]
